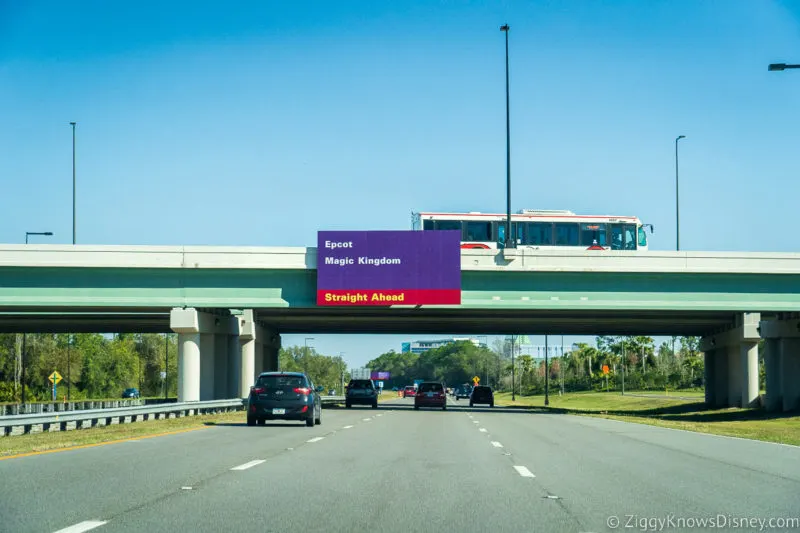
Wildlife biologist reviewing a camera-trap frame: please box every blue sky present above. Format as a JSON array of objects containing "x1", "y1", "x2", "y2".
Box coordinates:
[{"x1": 2, "y1": 1, "x2": 799, "y2": 368}]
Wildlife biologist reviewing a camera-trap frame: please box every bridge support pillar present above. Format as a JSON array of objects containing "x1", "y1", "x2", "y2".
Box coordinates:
[
  {"x1": 227, "y1": 330, "x2": 241, "y2": 399},
  {"x1": 701, "y1": 312, "x2": 760, "y2": 409},
  {"x1": 240, "y1": 339, "x2": 255, "y2": 397},
  {"x1": 236, "y1": 310, "x2": 280, "y2": 396},
  {"x1": 171, "y1": 308, "x2": 237, "y2": 402},
  {"x1": 199, "y1": 334, "x2": 215, "y2": 401},
  {"x1": 213, "y1": 332, "x2": 229, "y2": 400},
  {"x1": 780, "y1": 338, "x2": 800, "y2": 412},
  {"x1": 760, "y1": 315, "x2": 800, "y2": 412},
  {"x1": 763, "y1": 338, "x2": 782, "y2": 412},
  {"x1": 176, "y1": 332, "x2": 200, "y2": 403},
  {"x1": 703, "y1": 349, "x2": 716, "y2": 406}
]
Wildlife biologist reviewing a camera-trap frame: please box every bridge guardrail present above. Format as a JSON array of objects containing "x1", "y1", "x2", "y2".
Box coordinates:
[{"x1": 0, "y1": 395, "x2": 347, "y2": 437}]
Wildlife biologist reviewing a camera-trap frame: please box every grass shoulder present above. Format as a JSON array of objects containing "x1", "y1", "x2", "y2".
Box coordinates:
[
  {"x1": 495, "y1": 390, "x2": 800, "y2": 447},
  {"x1": 0, "y1": 410, "x2": 246, "y2": 459}
]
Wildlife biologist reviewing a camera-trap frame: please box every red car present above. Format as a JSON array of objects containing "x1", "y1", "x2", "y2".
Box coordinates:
[
  {"x1": 403, "y1": 386, "x2": 417, "y2": 398},
  {"x1": 414, "y1": 382, "x2": 447, "y2": 410}
]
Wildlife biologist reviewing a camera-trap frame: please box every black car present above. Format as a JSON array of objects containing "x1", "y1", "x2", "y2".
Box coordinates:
[
  {"x1": 246, "y1": 372, "x2": 323, "y2": 427},
  {"x1": 345, "y1": 379, "x2": 378, "y2": 409},
  {"x1": 122, "y1": 388, "x2": 140, "y2": 399},
  {"x1": 470, "y1": 385, "x2": 494, "y2": 407}
]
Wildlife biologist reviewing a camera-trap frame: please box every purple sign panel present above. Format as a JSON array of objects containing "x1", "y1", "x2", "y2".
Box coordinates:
[
  {"x1": 370, "y1": 371, "x2": 391, "y2": 380},
  {"x1": 317, "y1": 230, "x2": 461, "y2": 306}
]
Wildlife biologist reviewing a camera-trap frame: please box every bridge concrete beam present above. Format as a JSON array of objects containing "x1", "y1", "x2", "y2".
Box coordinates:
[
  {"x1": 701, "y1": 313, "x2": 760, "y2": 409},
  {"x1": 760, "y1": 316, "x2": 800, "y2": 412}
]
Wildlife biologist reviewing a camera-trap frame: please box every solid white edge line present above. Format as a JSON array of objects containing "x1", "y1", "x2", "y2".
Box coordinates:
[
  {"x1": 306, "y1": 437, "x2": 325, "y2": 443},
  {"x1": 513, "y1": 465, "x2": 536, "y2": 478},
  {"x1": 342, "y1": 425, "x2": 354, "y2": 429},
  {"x1": 53, "y1": 520, "x2": 108, "y2": 533},
  {"x1": 230, "y1": 459, "x2": 266, "y2": 471},
  {"x1": 491, "y1": 441, "x2": 503, "y2": 447}
]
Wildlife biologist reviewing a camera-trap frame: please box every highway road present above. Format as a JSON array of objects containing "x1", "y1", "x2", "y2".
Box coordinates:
[{"x1": 1, "y1": 397, "x2": 799, "y2": 533}]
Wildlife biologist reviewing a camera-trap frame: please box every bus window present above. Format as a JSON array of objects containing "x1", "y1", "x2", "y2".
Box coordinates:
[
  {"x1": 525, "y1": 222, "x2": 553, "y2": 246},
  {"x1": 423, "y1": 219, "x2": 434, "y2": 230},
  {"x1": 555, "y1": 223, "x2": 579, "y2": 246},
  {"x1": 496, "y1": 223, "x2": 522, "y2": 247},
  {"x1": 434, "y1": 220, "x2": 463, "y2": 235},
  {"x1": 638, "y1": 226, "x2": 647, "y2": 248},
  {"x1": 610, "y1": 224, "x2": 624, "y2": 250},
  {"x1": 465, "y1": 221, "x2": 492, "y2": 242},
  {"x1": 624, "y1": 224, "x2": 637, "y2": 250},
  {"x1": 580, "y1": 223, "x2": 607, "y2": 247}
]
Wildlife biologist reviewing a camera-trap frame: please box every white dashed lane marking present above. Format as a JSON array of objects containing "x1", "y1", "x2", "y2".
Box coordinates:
[
  {"x1": 513, "y1": 465, "x2": 535, "y2": 478},
  {"x1": 306, "y1": 437, "x2": 325, "y2": 443},
  {"x1": 342, "y1": 425, "x2": 354, "y2": 429},
  {"x1": 53, "y1": 521, "x2": 108, "y2": 533},
  {"x1": 230, "y1": 460, "x2": 265, "y2": 471},
  {"x1": 491, "y1": 441, "x2": 503, "y2": 448}
]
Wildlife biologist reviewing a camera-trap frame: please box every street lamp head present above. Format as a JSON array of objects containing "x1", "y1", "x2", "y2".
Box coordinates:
[
  {"x1": 70, "y1": 122, "x2": 76, "y2": 126},
  {"x1": 43, "y1": 232, "x2": 53, "y2": 236},
  {"x1": 500, "y1": 24, "x2": 509, "y2": 32},
  {"x1": 677, "y1": 135, "x2": 685, "y2": 140},
  {"x1": 768, "y1": 63, "x2": 786, "y2": 71}
]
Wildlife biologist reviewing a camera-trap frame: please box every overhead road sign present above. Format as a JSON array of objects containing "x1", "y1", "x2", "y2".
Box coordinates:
[{"x1": 316, "y1": 230, "x2": 461, "y2": 306}]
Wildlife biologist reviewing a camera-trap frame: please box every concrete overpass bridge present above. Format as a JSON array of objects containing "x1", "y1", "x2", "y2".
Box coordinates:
[{"x1": 1, "y1": 245, "x2": 799, "y2": 412}]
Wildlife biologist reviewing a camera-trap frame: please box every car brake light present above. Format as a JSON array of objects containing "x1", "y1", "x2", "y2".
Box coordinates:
[
  {"x1": 300, "y1": 405, "x2": 308, "y2": 413},
  {"x1": 252, "y1": 387, "x2": 265, "y2": 394},
  {"x1": 294, "y1": 387, "x2": 312, "y2": 395}
]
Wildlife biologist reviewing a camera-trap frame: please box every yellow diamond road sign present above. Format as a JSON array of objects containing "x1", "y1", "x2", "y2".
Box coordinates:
[
  {"x1": 49, "y1": 371, "x2": 62, "y2": 384},
  {"x1": 472, "y1": 376, "x2": 480, "y2": 384}
]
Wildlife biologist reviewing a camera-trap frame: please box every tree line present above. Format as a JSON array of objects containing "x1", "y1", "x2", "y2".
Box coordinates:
[
  {"x1": 365, "y1": 336, "x2": 735, "y2": 395},
  {"x1": 0, "y1": 333, "x2": 352, "y2": 403}
]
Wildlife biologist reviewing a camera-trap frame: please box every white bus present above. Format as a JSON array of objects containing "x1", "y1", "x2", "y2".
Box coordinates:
[{"x1": 411, "y1": 210, "x2": 653, "y2": 251}]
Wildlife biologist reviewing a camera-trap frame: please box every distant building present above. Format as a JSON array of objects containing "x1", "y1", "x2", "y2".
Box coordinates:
[{"x1": 401, "y1": 337, "x2": 483, "y2": 354}]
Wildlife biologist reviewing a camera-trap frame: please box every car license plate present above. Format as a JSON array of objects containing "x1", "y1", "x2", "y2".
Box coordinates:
[
  {"x1": 426, "y1": 392, "x2": 434, "y2": 397},
  {"x1": 272, "y1": 408, "x2": 285, "y2": 415}
]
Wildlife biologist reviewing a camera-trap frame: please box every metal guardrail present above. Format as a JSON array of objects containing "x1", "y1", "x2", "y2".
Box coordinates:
[
  {"x1": 0, "y1": 396, "x2": 347, "y2": 437},
  {"x1": 0, "y1": 398, "x2": 177, "y2": 416},
  {"x1": 0, "y1": 399, "x2": 245, "y2": 437}
]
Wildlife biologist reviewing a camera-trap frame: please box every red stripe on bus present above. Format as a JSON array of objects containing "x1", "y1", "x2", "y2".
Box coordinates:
[{"x1": 460, "y1": 243, "x2": 490, "y2": 249}]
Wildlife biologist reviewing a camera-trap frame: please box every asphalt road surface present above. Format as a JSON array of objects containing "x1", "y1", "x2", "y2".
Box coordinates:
[{"x1": 1, "y1": 397, "x2": 799, "y2": 533}]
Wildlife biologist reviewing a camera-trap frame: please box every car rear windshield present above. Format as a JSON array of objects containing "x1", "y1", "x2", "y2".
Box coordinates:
[
  {"x1": 474, "y1": 386, "x2": 492, "y2": 393},
  {"x1": 255, "y1": 375, "x2": 307, "y2": 389},
  {"x1": 349, "y1": 380, "x2": 374, "y2": 389},
  {"x1": 404, "y1": 386, "x2": 415, "y2": 390},
  {"x1": 418, "y1": 383, "x2": 443, "y2": 392}
]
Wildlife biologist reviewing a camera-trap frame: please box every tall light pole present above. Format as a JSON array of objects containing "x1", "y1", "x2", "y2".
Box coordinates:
[
  {"x1": 304, "y1": 337, "x2": 314, "y2": 374},
  {"x1": 510, "y1": 334, "x2": 516, "y2": 401},
  {"x1": 544, "y1": 335, "x2": 550, "y2": 406},
  {"x1": 675, "y1": 135, "x2": 686, "y2": 251},
  {"x1": 22, "y1": 231, "x2": 53, "y2": 406},
  {"x1": 500, "y1": 24, "x2": 515, "y2": 249},
  {"x1": 70, "y1": 122, "x2": 76, "y2": 245},
  {"x1": 339, "y1": 352, "x2": 345, "y2": 395}
]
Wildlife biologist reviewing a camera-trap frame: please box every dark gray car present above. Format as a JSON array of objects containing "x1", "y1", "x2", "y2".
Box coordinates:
[
  {"x1": 246, "y1": 372, "x2": 323, "y2": 427},
  {"x1": 345, "y1": 379, "x2": 378, "y2": 409}
]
